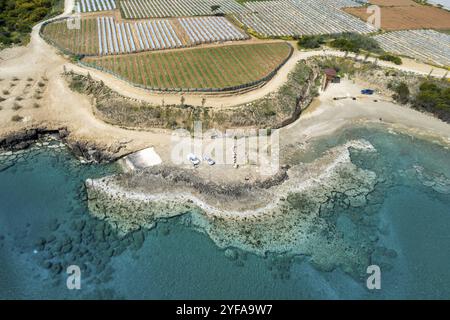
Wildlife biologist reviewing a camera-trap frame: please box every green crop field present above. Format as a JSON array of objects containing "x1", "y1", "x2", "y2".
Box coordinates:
[
  {"x1": 42, "y1": 18, "x2": 99, "y2": 56},
  {"x1": 83, "y1": 42, "x2": 292, "y2": 90}
]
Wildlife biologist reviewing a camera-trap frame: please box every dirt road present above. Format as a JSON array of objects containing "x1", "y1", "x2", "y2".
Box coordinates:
[
  {"x1": 66, "y1": 47, "x2": 450, "y2": 108},
  {"x1": 1, "y1": 0, "x2": 449, "y2": 168}
]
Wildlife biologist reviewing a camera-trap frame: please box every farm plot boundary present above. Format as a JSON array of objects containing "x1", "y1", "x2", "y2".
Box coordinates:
[
  {"x1": 344, "y1": 5, "x2": 450, "y2": 31},
  {"x1": 41, "y1": 16, "x2": 250, "y2": 57},
  {"x1": 234, "y1": 0, "x2": 374, "y2": 38},
  {"x1": 81, "y1": 42, "x2": 294, "y2": 93}
]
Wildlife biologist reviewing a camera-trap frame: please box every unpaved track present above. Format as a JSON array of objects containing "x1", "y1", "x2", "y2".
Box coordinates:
[
  {"x1": 1, "y1": 0, "x2": 450, "y2": 167},
  {"x1": 0, "y1": 0, "x2": 173, "y2": 159},
  {"x1": 2, "y1": 0, "x2": 448, "y2": 108},
  {"x1": 67, "y1": 47, "x2": 450, "y2": 108}
]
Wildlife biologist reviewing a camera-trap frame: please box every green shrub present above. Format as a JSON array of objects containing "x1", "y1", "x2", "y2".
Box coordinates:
[
  {"x1": 413, "y1": 81, "x2": 450, "y2": 122},
  {"x1": 297, "y1": 35, "x2": 327, "y2": 49},
  {"x1": 392, "y1": 82, "x2": 410, "y2": 104},
  {"x1": 329, "y1": 32, "x2": 383, "y2": 54},
  {"x1": 379, "y1": 54, "x2": 402, "y2": 65}
]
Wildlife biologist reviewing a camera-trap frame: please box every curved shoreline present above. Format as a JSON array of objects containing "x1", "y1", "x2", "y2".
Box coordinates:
[
  {"x1": 84, "y1": 135, "x2": 384, "y2": 279},
  {"x1": 0, "y1": 0, "x2": 450, "y2": 173}
]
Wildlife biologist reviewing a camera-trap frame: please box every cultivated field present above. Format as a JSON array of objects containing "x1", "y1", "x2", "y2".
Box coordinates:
[
  {"x1": 42, "y1": 16, "x2": 248, "y2": 56},
  {"x1": 82, "y1": 42, "x2": 293, "y2": 91},
  {"x1": 178, "y1": 17, "x2": 248, "y2": 45},
  {"x1": 41, "y1": 18, "x2": 100, "y2": 55},
  {"x1": 344, "y1": 2, "x2": 450, "y2": 31},
  {"x1": 373, "y1": 30, "x2": 450, "y2": 67},
  {"x1": 234, "y1": 0, "x2": 374, "y2": 37},
  {"x1": 366, "y1": 0, "x2": 420, "y2": 6},
  {"x1": 76, "y1": 0, "x2": 117, "y2": 13},
  {"x1": 120, "y1": 0, "x2": 249, "y2": 19}
]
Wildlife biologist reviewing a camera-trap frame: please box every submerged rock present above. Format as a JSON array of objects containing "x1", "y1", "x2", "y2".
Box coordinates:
[
  {"x1": 224, "y1": 248, "x2": 238, "y2": 261},
  {"x1": 50, "y1": 263, "x2": 63, "y2": 275},
  {"x1": 131, "y1": 231, "x2": 145, "y2": 250},
  {"x1": 49, "y1": 219, "x2": 60, "y2": 232}
]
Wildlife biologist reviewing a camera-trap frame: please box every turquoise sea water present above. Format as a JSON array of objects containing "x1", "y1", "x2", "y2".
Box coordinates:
[{"x1": 0, "y1": 126, "x2": 449, "y2": 299}]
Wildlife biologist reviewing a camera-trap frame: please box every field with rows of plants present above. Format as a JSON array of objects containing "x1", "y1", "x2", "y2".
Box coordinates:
[
  {"x1": 82, "y1": 42, "x2": 292, "y2": 90},
  {"x1": 42, "y1": 15, "x2": 249, "y2": 57},
  {"x1": 42, "y1": 18, "x2": 99, "y2": 56}
]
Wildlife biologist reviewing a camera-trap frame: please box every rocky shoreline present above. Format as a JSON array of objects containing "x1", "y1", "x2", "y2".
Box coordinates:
[
  {"x1": 85, "y1": 139, "x2": 384, "y2": 278},
  {"x1": 0, "y1": 126, "x2": 122, "y2": 163},
  {"x1": 86, "y1": 139, "x2": 376, "y2": 221}
]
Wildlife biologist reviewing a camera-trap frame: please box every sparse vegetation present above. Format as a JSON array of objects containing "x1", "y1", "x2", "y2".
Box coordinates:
[
  {"x1": 297, "y1": 32, "x2": 384, "y2": 54},
  {"x1": 12, "y1": 103, "x2": 22, "y2": 111},
  {"x1": 2, "y1": 90, "x2": 10, "y2": 95},
  {"x1": 33, "y1": 102, "x2": 41, "y2": 108},
  {"x1": 329, "y1": 33, "x2": 383, "y2": 54},
  {"x1": 64, "y1": 60, "x2": 319, "y2": 131},
  {"x1": 297, "y1": 33, "x2": 402, "y2": 65},
  {"x1": 314, "y1": 56, "x2": 376, "y2": 78},
  {"x1": 11, "y1": 115, "x2": 23, "y2": 122}
]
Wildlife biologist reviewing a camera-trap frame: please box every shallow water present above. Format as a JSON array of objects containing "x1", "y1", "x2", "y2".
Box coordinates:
[{"x1": 0, "y1": 127, "x2": 449, "y2": 299}]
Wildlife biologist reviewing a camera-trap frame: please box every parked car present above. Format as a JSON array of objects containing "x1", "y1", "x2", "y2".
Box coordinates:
[
  {"x1": 203, "y1": 155, "x2": 216, "y2": 166},
  {"x1": 361, "y1": 89, "x2": 375, "y2": 95},
  {"x1": 187, "y1": 153, "x2": 201, "y2": 166}
]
